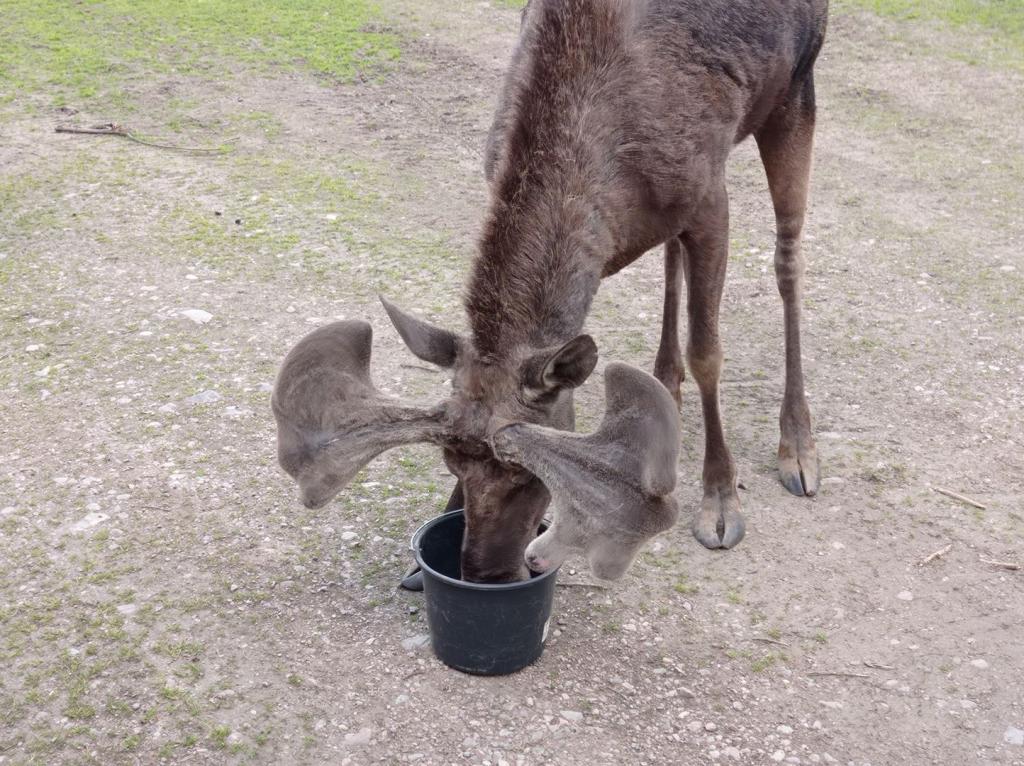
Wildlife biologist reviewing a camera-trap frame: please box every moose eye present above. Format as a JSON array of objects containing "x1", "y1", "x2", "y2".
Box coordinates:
[{"x1": 518, "y1": 386, "x2": 557, "y2": 409}]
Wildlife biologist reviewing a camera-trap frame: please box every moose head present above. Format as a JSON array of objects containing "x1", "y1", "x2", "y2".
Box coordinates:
[{"x1": 271, "y1": 298, "x2": 681, "y2": 583}]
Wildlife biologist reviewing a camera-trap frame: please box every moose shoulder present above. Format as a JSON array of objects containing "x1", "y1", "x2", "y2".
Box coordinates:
[{"x1": 273, "y1": 0, "x2": 828, "y2": 582}]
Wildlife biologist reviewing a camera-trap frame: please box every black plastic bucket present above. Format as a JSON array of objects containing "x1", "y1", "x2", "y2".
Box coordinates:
[{"x1": 410, "y1": 509, "x2": 559, "y2": 675}]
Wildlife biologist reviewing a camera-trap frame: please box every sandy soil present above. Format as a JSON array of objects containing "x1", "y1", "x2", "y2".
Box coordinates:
[{"x1": 1, "y1": 1, "x2": 1022, "y2": 765}]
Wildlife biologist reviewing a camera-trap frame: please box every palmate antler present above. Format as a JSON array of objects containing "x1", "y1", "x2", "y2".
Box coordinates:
[
  {"x1": 490, "y1": 362, "x2": 681, "y2": 580},
  {"x1": 272, "y1": 306, "x2": 683, "y2": 580},
  {"x1": 271, "y1": 320, "x2": 452, "y2": 509}
]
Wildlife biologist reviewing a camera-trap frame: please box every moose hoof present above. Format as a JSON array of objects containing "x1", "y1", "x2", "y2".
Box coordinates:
[
  {"x1": 778, "y1": 448, "x2": 820, "y2": 497},
  {"x1": 692, "y1": 497, "x2": 745, "y2": 550},
  {"x1": 399, "y1": 566, "x2": 424, "y2": 592}
]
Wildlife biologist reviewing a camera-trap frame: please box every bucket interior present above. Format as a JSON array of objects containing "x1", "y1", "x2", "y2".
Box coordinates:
[
  {"x1": 419, "y1": 511, "x2": 466, "y2": 580},
  {"x1": 417, "y1": 511, "x2": 549, "y2": 584}
]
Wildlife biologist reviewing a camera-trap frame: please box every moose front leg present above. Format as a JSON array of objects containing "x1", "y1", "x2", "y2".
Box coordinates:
[
  {"x1": 683, "y1": 186, "x2": 745, "y2": 549},
  {"x1": 756, "y1": 76, "x2": 820, "y2": 497},
  {"x1": 653, "y1": 237, "x2": 686, "y2": 408}
]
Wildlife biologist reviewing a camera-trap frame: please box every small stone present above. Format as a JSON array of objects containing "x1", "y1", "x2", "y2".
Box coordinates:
[
  {"x1": 771, "y1": 751, "x2": 786, "y2": 762},
  {"x1": 819, "y1": 700, "x2": 843, "y2": 710},
  {"x1": 180, "y1": 309, "x2": 213, "y2": 325},
  {"x1": 116, "y1": 603, "x2": 138, "y2": 616},
  {"x1": 704, "y1": 722, "x2": 717, "y2": 732},
  {"x1": 344, "y1": 727, "x2": 373, "y2": 746},
  {"x1": 1004, "y1": 726, "x2": 1024, "y2": 746},
  {"x1": 560, "y1": 710, "x2": 583, "y2": 723},
  {"x1": 970, "y1": 659, "x2": 989, "y2": 669},
  {"x1": 186, "y1": 389, "x2": 221, "y2": 405},
  {"x1": 341, "y1": 531, "x2": 358, "y2": 542},
  {"x1": 158, "y1": 403, "x2": 177, "y2": 413},
  {"x1": 897, "y1": 590, "x2": 913, "y2": 601},
  {"x1": 686, "y1": 720, "x2": 704, "y2": 733},
  {"x1": 960, "y1": 700, "x2": 976, "y2": 710},
  {"x1": 401, "y1": 634, "x2": 430, "y2": 651},
  {"x1": 777, "y1": 725, "x2": 793, "y2": 734},
  {"x1": 71, "y1": 512, "x2": 109, "y2": 533},
  {"x1": 723, "y1": 747, "x2": 741, "y2": 760}
]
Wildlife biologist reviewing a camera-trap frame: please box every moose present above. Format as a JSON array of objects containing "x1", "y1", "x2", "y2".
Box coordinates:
[{"x1": 272, "y1": 0, "x2": 828, "y2": 582}]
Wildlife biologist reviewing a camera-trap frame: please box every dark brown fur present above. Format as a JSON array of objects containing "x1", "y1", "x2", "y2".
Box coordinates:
[
  {"x1": 273, "y1": 0, "x2": 828, "y2": 582},
  {"x1": 465, "y1": 0, "x2": 827, "y2": 552}
]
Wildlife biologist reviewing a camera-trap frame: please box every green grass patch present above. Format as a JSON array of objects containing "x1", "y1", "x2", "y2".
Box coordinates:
[
  {"x1": 0, "y1": 0, "x2": 399, "y2": 107},
  {"x1": 841, "y1": 0, "x2": 1024, "y2": 37},
  {"x1": 838, "y1": 0, "x2": 1024, "y2": 66},
  {"x1": 673, "y1": 578, "x2": 699, "y2": 596},
  {"x1": 210, "y1": 724, "x2": 231, "y2": 749},
  {"x1": 751, "y1": 653, "x2": 778, "y2": 673}
]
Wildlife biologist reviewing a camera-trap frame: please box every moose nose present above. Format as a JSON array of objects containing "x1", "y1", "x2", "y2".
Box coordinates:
[
  {"x1": 525, "y1": 552, "x2": 550, "y2": 573},
  {"x1": 300, "y1": 487, "x2": 330, "y2": 510}
]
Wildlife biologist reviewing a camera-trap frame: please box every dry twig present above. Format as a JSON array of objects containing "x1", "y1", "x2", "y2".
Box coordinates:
[
  {"x1": 979, "y1": 557, "x2": 1020, "y2": 571},
  {"x1": 862, "y1": 661, "x2": 895, "y2": 671},
  {"x1": 751, "y1": 636, "x2": 791, "y2": 648},
  {"x1": 807, "y1": 671, "x2": 870, "y2": 679},
  {"x1": 931, "y1": 486, "x2": 986, "y2": 510},
  {"x1": 919, "y1": 542, "x2": 953, "y2": 566},
  {"x1": 56, "y1": 123, "x2": 223, "y2": 154},
  {"x1": 557, "y1": 580, "x2": 610, "y2": 590}
]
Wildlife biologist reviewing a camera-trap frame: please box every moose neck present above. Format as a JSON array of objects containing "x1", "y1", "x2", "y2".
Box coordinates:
[
  {"x1": 466, "y1": 181, "x2": 607, "y2": 361},
  {"x1": 466, "y1": 0, "x2": 633, "y2": 362}
]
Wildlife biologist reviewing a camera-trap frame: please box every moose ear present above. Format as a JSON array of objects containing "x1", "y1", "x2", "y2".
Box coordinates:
[
  {"x1": 380, "y1": 296, "x2": 460, "y2": 368},
  {"x1": 526, "y1": 335, "x2": 598, "y2": 393}
]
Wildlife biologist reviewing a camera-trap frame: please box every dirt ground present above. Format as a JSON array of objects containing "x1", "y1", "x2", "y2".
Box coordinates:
[{"x1": 1, "y1": 1, "x2": 1023, "y2": 765}]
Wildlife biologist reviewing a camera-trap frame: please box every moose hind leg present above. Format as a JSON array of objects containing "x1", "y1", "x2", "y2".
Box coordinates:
[
  {"x1": 755, "y1": 75, "x2": 820, "y2": 497},
  {"x1": 683, "y1": 186, "x2": 744, "y2": 549},
  {"x1": 653, "y1": 237, "x2": 686, "y2": 408}
]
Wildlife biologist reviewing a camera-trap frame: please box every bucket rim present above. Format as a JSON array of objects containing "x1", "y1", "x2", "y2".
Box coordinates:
[{"x1": 411, "y1": 508, "x2": 560, "y2": 592}]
